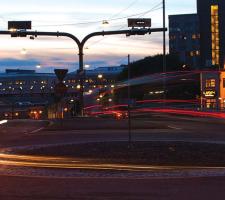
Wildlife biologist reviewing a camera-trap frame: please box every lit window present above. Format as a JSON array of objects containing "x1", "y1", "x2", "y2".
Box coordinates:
[
  {"x1": 206, "y1": 99, "x2": 216, "y2": 109},
  {"x1": 192, "y1": 34, "x2": 197, "y2": 39},
  {"x1": 196, "y1": 51, "x2": 200, "y2": 56},
  {"x1": 206, "y1": 79, "x2": 216, "y2": 88},
  {"x1": 211, "y1": 5, "x2": 220, "y2": 65}
]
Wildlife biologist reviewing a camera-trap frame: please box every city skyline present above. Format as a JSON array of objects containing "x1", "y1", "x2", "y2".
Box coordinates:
[{"x1": 0, "y1": 0, "x2": 196, "y2": 72}]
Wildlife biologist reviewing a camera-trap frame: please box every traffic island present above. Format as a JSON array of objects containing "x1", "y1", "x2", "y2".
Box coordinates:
[
  {"x1": 45, "y1": 118, "x2": 168, "y2": 131},
  {"x1": 12, "y1": 141, "x2": 225, "y2": 167}
]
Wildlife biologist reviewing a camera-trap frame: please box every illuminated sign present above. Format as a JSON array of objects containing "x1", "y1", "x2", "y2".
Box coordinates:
[{"x1": 204, "y1": 90, "x2": 216, "y2": 97}]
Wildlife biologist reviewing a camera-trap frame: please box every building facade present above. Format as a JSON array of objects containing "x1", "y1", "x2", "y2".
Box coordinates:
[
  {"x1": 0, "y1": 67, "x2": 123, "y2": 119},
  {"x1": 169, "y1": 14, "x2": 201, "y2": 68},
  {"x1": 201, "y1": 71, "x2": 225, "y2": 110},
  {"x1": 197, "y1": 0, "x2": 225, "y2": 68}
]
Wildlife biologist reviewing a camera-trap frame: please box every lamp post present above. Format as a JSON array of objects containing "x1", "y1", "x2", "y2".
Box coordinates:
[
  {"x1": 162, "y1": 0, "x2": 167, "y2": 105},
  {"x1": 128, "y1": 54, "x2": 132, "y2": 147},
  {"x1": 0, "y1": 21, "x2": 166, "y2": 116}
]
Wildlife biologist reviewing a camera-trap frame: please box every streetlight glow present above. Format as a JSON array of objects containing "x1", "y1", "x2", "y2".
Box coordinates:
[
  {"x1": 36, "y1": 65, "x2": 41, "y2": 69},
  {"x1": 84, "y1": 64, "x2": 90, "y2": 69},
  {"x1": 98, "y1": 74, "x2": 103, "y2": 79}
]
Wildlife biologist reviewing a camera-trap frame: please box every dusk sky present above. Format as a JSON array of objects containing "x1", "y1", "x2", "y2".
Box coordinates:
[{"x1": 0, "y1": 0, "x2": 196, "y2": 72}]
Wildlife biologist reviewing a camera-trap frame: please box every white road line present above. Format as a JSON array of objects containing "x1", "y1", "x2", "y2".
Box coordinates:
[
  {"x1": 168, "y1": 126, "x2": 182, "y2": 130},
  {"x1": 26, "y1": 127, "x2": 45, "y2": 135}
]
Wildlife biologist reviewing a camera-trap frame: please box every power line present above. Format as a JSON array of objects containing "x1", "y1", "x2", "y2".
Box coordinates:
[
  {"x1": 108, "y1": 0, "x2": 139, "y2": 19},
  {"x1": 33, "y1": 4, "x2": 162, "y2": 28},
  {"x1": 84, "y1": 1, "x2": 162, "y2": 48}
]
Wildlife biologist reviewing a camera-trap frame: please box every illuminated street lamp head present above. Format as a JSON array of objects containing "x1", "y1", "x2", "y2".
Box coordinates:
[
  {"x1": 36, "y1": 65, "x2": 41, "y2": 69},
  {"x1": 9, "y1": 28, "x2": 17, "y2": 32},
  {"x1": 98, "y1": 74, "x2": 103, "y2": 79},
  {"x1": 76, "y1": 84, "x2": 81, "y2": 89},
  {"x1": 84, "y1": 64, "x2": 90, "y2": 69}
]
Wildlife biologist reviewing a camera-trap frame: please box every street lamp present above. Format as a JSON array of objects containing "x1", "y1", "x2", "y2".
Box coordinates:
[
  {"x1": 0, "y1": 19, "x2": 167, "y2": 117},
  {"x1": 36, "y1": 65, "x2": 41, "y2": 69},
  {"x1": 84, "y1": 64, "x2": 90, "y2": 69},
  {"x1": 98, "y1": 74, "x2": 103, "y2": 79}
]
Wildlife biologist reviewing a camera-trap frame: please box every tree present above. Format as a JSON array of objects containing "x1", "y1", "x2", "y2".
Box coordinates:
[{"x1": 118, "y1": 54, "x2": 185, "y2": 81}]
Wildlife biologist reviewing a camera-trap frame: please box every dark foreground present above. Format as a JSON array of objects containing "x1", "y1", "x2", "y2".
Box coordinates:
[
  {"x1": 14, "y1": 141, "x2": 225, "y2": 166},
  {"x1": 1, "y1": 175, "x2": 225, "y2": 200}
]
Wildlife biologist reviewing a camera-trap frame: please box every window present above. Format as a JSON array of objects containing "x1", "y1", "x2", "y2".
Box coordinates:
[
  {"x1": 206, "y1": 99, "x2": 216, "y2": 109},
  {"x1": 211, "y1": 5, "x2": 220, "y2": 65},
  {"x1": 206, "y1": 79, "x2": 216, "y2": 88}
]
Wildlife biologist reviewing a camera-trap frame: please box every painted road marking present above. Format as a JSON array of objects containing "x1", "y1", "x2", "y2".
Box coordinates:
[{"x1": 168, "y1": 126, "x2": 182, "y2": 130}]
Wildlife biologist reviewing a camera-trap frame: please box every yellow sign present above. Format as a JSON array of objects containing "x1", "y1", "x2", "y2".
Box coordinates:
[{"x1": 204, "y1": 90, "x2": 216, "y2": 97}]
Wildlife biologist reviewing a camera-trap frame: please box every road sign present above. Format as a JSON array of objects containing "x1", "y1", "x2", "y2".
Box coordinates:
[
  {"x1": 128, "y1": 18, "x2": 151, "y2": 28},
  {"x1": 54, "y1": 69, "x2": 68, "y2": 82},
  {"x1": 8, "y1": 21, "x2": 32, "y2": 30},
  {"x1": 54, "y1": 82, "x2": 68, "y2": 96}
]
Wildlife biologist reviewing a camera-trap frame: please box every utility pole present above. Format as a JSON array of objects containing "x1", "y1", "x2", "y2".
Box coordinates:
[
  {"x1": 163, "y1": 0, "x2": 167, "y2": 103},
  {"x1": 128, "y1": 54, "x2": 131, "y2": 147}
]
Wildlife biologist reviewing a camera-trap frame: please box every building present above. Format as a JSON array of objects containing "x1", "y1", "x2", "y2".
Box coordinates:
[
  {"x1": 0, "y1": 66, "x2": 123, "y2": 119},
  {"x1": 201, "y1": 70, "x2": 225, "y2": 110},
  {"x1": 169, "y1": 14, "x2": 201, "y2": 68},
  {"x1": 0, "y1": 66, "x2": 123, "y2": 97},
  {"x1": 197, "y1": 0, "x2": 225, "y2": 68}
]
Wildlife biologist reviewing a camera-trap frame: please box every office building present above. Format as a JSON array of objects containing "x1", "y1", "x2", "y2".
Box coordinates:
[
  {"x1": 197, "y1": 0, "x2": 225, "y2": 68},
  {"x1": 169, "y1": 14, "x2": 200, "y2": 68}
]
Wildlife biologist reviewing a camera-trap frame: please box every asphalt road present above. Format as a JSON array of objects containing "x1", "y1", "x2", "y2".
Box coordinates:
[
  {"x1": 0, "y1": 175, "x2": 225, "y2": 200},
  {"x1": 0, "y1": 115, "x2": 225, "y2": 199},
  {"x1": 1, "y1": 114, "x2": 225, "y2": 149}
]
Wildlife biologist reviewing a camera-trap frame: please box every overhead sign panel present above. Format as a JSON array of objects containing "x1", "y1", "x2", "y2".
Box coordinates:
[
  {"x1": 8, "y1": 21, "x2": 32, "y2": 30},
  {"x1": 128, "y1": 18, "x2": 151, "y2": 28}
]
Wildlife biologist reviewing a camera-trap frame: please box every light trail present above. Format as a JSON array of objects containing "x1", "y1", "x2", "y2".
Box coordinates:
[
  {"x1": 1, "y1": 153, "x2": 225, "y2": 172},
  {"x1": 85, "y1": 104, "x2": 225, "y2": 120},
  {"x1": 0, "y1": 120, "x2": 8, "y2": 125},
  {"x1": 135, "y1": 108, "x2": 225, "y2": 119}
]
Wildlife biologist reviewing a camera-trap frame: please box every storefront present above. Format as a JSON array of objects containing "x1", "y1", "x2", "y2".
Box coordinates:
[{"x1": 201, "y1": 71, "x2": 225, "y2": 110}]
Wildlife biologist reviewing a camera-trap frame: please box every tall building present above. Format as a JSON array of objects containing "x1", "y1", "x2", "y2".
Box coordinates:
[
  {"x1": 197, "y1": 0, "x2": 225, "y2": 68},
  {"x1": 169, "y1": 14, "x2": 200, "y2": 68}
]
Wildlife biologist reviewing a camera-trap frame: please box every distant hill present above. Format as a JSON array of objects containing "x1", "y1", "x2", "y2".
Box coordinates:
[{"x1": 118, "y1": 54, "x2": 185, "y2": 81}]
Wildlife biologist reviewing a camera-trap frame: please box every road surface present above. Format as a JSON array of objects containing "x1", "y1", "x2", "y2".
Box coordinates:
[{"x1": 0, "y1": 115, "x2": 225, "y2": 199}]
